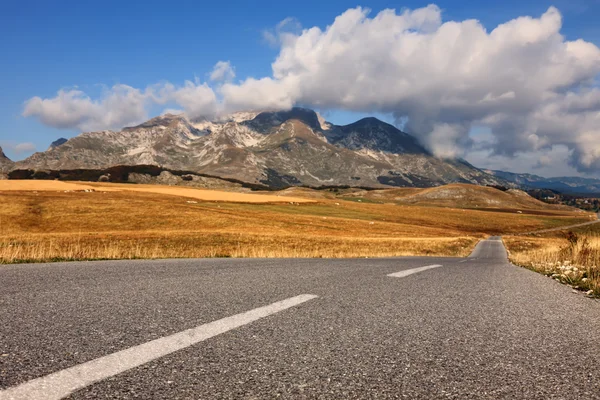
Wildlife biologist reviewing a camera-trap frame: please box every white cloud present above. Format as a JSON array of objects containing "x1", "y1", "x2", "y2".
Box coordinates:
[
  {"x1": 466, "y1": 144, "x2": 581, "y2": 178},
  {"x1": 0, "y1": 141, "x2": 37, "y2": 158},
  {"x1": 161, "y1": 108, "x2": 184, "y2": 116},
  {"x1": 14, "y1": 142, "x2": 36, "y2": 154},
  {"x1": 221, "y1": 77, "x2": 295, "y2": 112},
  {"x1": 262, "y1": 17, "x2": 303, "y2": 47},
  {"x1": 21, "y1": 5, "x2": 600, "y2": 173},
  {"x1": 23, "y1": 81, "x2": 219, "y2": 130},
  {"x1": 160, "y1": 80, "x2": 218, "y2": 120},
  {"x1": 224, "y1": 5, "x2": 600, "y2": 171},
  {"x1": 23, "y1": 85, "x2": 151, "y2": 132},
  {"x1": 210, "y1": 61, "x2": 235, "y2": 82}
]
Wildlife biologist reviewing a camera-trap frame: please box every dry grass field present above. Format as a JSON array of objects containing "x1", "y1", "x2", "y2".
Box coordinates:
[
  {"x1": 505, "y1": 230, "x2": 600, "y2": 297},
  {"x1": 0, "y1": 180, "x2": 593, "y2": 264},
  {"x1": 0, "y1": 180, "x2": 314, "y2": 203}
]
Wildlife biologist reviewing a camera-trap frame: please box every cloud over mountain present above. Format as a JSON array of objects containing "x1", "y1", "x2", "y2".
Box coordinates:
[{"x1": 22, "y1": 5, "x2": 600, "y2": 172}]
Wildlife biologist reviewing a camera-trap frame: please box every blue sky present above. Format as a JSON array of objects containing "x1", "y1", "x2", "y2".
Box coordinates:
[{"x1": 1, "y1": 0, "x2": 600, "y2": 177}]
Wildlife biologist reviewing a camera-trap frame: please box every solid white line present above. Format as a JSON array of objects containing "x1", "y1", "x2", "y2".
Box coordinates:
[
  {"x1": 387, "y1": 264, "x2": 442, "y2": 278},
  {"x1": 0, "y1": 294, "x2": 318, "y2": 400}
]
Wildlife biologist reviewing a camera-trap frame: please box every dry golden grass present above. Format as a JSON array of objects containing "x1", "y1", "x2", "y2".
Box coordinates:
[
  {"x1": 0, "y1": 180, "x2": 314, "y2": 203},
  {"x1": 504, "y1": 233, "x2": 600, "y2": 297},
  {"x1": 0, "y1": 180, "x2": 103, "y2": 192},
  {"x1": 0, "y1": 181, "x2": 591, "y2": 264},
  {"x1": 0, "y1": 233, "x2": 477, "y2": 262}
]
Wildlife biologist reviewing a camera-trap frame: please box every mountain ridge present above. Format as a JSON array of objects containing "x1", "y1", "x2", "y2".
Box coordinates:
[
  {"x1": 485, "y1": 170, "x2": 600, "y2": 194},
  {"x1": 12, "y1": 108, "x2": 506, "y2": 188}
]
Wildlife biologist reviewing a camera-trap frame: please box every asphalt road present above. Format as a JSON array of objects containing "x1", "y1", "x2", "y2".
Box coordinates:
[{"x1": 1, "y1": 238, "x2": 600, "y2": 399}]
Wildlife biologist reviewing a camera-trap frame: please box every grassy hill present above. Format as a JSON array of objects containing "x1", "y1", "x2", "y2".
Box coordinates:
[{"x1": 338, "y1": 184, "x2": 573, "y2": 212}]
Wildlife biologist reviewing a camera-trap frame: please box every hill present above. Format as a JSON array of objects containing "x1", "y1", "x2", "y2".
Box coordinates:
[
  {"x1": 13, "y1": 108, "x2": 506, "y2": 189},
  {"x1": 339, "y1": 184, "x2": 575, "y2": 212}
]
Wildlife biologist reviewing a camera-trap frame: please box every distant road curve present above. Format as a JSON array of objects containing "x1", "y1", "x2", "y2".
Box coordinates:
[{"x1": 521, "y1": 212, "x2": 600, "y2": 235}]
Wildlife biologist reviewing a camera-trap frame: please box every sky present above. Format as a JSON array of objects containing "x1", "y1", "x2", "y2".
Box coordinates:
[{"x1": 1, "y1": 0, "x2": 600, "y2": 178}]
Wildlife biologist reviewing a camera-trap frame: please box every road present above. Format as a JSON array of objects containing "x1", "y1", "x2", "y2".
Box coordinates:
[{"x1": 1, "y1": 238, "x2": 600, "y2": 399}]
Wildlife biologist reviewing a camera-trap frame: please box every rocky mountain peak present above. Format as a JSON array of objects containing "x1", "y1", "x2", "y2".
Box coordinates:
[
  {"x1": 217, "y1": 111, "x2": 260, "y2": 124},
  {"x1": 250, "y1": 107, "x2": 323, "y2": 131},
  {"x1": 49, "y1": 138, "x2": 68, "y2": 150},
  {"x1": 0, "y1": 146, "x2": 14, "y2": 173},
  {"x1": 121, "y1": 113, "x2": 209, "y2": 140},
  {"x1": 325, "y1": 116, "x2": 428, "y2": 155},
  {"x1": 123, "y1": 113, "x2": 188, "y2": 131}
]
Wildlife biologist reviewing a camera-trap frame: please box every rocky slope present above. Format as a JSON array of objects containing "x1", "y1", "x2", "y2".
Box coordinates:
[
  {"x1": 15, "y1": 108, "x2": 506, "y2": 188},
  {"x1": 0, "y1": 147, "x2": 13, "y2": 174}
]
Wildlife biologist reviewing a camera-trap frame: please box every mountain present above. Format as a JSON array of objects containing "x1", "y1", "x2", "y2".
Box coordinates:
[
  {"x1": 48, "y1": 138, "x2": 68, "y2": 150},
  {"x1": 14, "y1": 108, "x2": 506, "y2": 188},
  {"x1": 485, "y1": 170, "x2": 600, "y2": 194},
  {"x1": 0, "y1": 146, "x2": 13, "y2": 174}
]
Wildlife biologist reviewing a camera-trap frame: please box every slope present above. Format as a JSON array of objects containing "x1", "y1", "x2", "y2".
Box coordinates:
[
  {"x1": 0, "y1": 147, "x2": 13, "y2": 174},
  {"x1": 350, "y1": 183, "x2": 575, "y2": 211}
]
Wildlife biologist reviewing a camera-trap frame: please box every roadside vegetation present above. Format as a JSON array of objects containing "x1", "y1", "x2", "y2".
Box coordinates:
[
  {"x1": 0, "y1": 181, "x2": 592, "y2": 264},
  {"x1": 505, "y1": 231, "x2": 600, "y2": 298}
]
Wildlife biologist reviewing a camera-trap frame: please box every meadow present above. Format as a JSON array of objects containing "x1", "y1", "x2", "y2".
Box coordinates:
[{"x1": 0, "y1": 181, "x2": 593, "y2": 264}]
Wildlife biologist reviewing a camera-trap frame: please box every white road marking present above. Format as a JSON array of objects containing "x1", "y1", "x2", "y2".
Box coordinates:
[
  {"x1": 459, "y1": 260, "x2": 469, "y2": 263},
  {"x1": 0, "y1": 294, "x2": 318, "y2": 400},
  {"x1": 387, "y1": 264, "x2": 442, "y2": 278}
]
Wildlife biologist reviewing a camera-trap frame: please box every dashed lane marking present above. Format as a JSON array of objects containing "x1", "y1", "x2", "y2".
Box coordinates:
[
  {"x1": 0, "y1": 294, "x2": 319, "y2": 400},
  {"x1": 387, "y1": 264, "x2": 443, "y2": 278}
]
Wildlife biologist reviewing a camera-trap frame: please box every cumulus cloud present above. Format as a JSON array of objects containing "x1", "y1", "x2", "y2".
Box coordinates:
[
  {"x1": 221, "y1": 77, "x2": 295, "y2": 112},
  {"x1": 242, "y1": 6, "x2": 600, "y2": 169},
  {"x1": 227, "y1": 5, "x2": 600, "y2": 172},
  {"x1": 210, "y1": 61, "x2": 235, "y2": 82},
  {"x1": 262, "y1": 17, "x2": 303, "y2": 47},
  {"x1": 24, "y1": 81, "x2": 219, "y2": 130},
  {"x1": 23, "y1": 85, "x2": 152, "y2": 132},
  {"x1": 160, "y1": 80, "x2": 219, "y2": 120},
  {"x1": 22, "y1": 5, "x2": 600, "y2": 172}
]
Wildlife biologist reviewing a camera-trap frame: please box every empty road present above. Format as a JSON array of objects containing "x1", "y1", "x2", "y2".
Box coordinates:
[{"x1": 1, "y1": 238, "x2": 599, "y2": 399}]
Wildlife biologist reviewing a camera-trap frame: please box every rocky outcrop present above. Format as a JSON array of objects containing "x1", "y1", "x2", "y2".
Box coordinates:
[
  {"x1": 127, "y1": 171, "x2": 244, "y2": 189},
  {"x1": 0, "y1": 147, "x2": 13, "y2": 173}
]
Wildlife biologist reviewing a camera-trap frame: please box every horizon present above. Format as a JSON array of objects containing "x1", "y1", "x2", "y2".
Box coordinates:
[{"x1": 1, "y1": 0, "x2": 600, "y2": 178}]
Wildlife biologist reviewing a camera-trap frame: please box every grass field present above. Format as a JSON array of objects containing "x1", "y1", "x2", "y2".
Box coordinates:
[
  {"x1": 0, "y1": 180, "x2": 593, "y2": 264},
  {"x1": 505, "y1": 231, "x2": 600, "y2": 297},
  {"x1": 0, "y1": 180, "x2": 314, "y2": 203}
]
